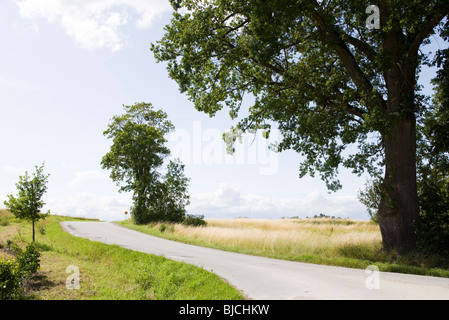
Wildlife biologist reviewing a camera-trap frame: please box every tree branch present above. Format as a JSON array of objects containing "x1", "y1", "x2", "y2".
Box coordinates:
[
  {"x1": 343, "y1": 35, "x2": 377, "y2": 62},
  {"x1": 307, "y1": 3, "x2": 385, "y2": 109},
  {"x1": 218, "y1": 36, "x2": 285, "y2": 74},
  {"x1": 406, "y1": 6, "x2": 449, "y2": 57}
]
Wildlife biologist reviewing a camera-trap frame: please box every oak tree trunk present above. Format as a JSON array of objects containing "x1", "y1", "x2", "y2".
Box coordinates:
[
  {"x1": 379, "y1": 114, "x2": 420, "y2": 254},
  {"x1": 378, "y1": 37, "x2": 420, "y2": 253}
]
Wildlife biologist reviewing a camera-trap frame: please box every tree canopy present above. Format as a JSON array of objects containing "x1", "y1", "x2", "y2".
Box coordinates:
[
  {"x1": 101, "y1": 102, "x2": 190, "y2": 224},
  {"x1": 3, "y1": 163, "x2": 50, "y2": 242},
  {"x1": 152, "y1": 0, "x2": 449, "y2": 253}
]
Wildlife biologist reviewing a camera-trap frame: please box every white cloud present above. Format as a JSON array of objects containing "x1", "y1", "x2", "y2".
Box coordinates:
[
  {"x1": 47, "y1": 192, "x2": 132, "y2": 221},
  {"x1": 0, "y1": 166, "x2": 28, "y2": 203},
  {"x1": 15, "y1": 0, "x2": 172, "y2": 51},
  {"x1": 189, "y1": 183, "x2": 368, "y2": 220},
  {"x1": 68, "y1": 170, "x2": 109, "y2": 188},
  {"x1": 1, "y1": 165, "x2": 27, "y2": 176},
  {"x1": 41, "y1": 182, "x2": 367, "y2": 222}
]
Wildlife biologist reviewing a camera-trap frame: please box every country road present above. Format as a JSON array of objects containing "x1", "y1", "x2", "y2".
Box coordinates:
[{"x1": 60, "y1": 221, "x2": 449, "y2": 300}]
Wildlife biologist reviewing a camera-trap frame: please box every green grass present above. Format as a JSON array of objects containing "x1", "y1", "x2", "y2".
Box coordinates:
[{"x1": 0, "y1": 210, "x2": 244, "y2": 300}]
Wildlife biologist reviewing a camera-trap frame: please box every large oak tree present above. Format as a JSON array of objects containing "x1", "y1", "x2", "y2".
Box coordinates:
[{"x1": 152, "y1": 0, "x2": 449, "y2": 253}]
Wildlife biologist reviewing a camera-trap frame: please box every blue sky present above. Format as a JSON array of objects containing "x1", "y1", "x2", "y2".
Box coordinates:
[{"x1": 0, "y1": 0, "x2": 443, "y2": 222}]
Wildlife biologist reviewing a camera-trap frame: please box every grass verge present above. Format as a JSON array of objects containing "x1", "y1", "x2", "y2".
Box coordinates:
[
  {"x1": 0, "y1": 209, "x2": 244, "y2": 300},
  {"x1": 118, "y1": 218, "x2": 449, "y2": 278}
]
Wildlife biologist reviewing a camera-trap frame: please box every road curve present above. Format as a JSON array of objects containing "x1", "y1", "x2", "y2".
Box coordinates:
[{"x1": 60, "y1": 221, "x2": 449, "y2": 300}]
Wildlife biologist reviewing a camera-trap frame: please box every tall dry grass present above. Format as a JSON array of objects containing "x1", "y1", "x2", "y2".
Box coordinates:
[
  {"x1": 170, "y1": 218, "x2": 382, "y2": 257},
  {"x1": 123, "y1": 218, "x2": 449, "y2": 276}
]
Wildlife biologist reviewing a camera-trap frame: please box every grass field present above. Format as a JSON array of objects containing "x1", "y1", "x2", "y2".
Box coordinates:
[
  {"x1": 3, "y1": 208, "x2": 449, "y2": 300},
  {"x1": 0, "y1": 209, "x2": 244, "y2": 300},
  {"x1": 120, "y1": 217, "x2": 449, "y2": 278}
]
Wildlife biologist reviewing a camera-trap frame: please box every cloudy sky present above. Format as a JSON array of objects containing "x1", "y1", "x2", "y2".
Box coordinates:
[{"x1": 0, "y1": 1, "x2": 442, "y2": 221}]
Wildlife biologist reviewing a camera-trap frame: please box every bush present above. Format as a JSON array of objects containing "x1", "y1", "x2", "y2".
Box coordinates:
[
  {"x1": 359, "y1": 175, "x2": 449, "y2": 255},
  {"x1": 131, "y1": 195, "x2": 187, "y2": 225},
  {"x1": 0, "y1": 259, "x2": 22, "y2": 300},
  {"x1": 183, "y1": 214, "x2": 207, "y2": 227},
  {"x1": 0, "y1": 216, "x2": 10, "y2": 226},
  {"x1": 159, "y1": 223, "x2": 167, "y2": 233},
  {"x1": 0, "y1": 242, "x2": 41, "y2": 299},
  {"x1": 158, "y1": 223, "x2": 174, "y2": 233},
  {"x1": 415, "y1": 177, "x2": 449, "y2": 255},
  {"x1": 131, "y1": 199, "x2": 151, "y2": 225},
  {"x1": 16, "y1": 243, "x2": 41, "y2": 276}
]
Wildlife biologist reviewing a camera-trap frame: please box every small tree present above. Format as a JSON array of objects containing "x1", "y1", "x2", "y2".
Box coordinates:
[{"x1": 4, "y1": 163, "x2": 50, "y2": 242}]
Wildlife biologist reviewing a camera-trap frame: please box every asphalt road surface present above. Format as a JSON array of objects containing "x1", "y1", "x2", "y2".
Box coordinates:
[{"x1": 60, "y1": 221, "x2": 449, "y2": 300}]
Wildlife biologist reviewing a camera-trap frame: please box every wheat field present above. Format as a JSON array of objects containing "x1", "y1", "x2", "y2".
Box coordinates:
[{"x1": 168, "y1": 218, "x2": 382, "y2": 258}]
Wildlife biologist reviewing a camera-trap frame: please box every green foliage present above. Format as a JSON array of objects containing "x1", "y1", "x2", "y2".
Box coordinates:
[
  {"x1": 413, "y1": 44, "x2": 449, "y2": 255},
  {"x1": 361, "y1": 172, "x2": 449, "y2": 255},
  {"x1": 158, "y1": 159, "x2": 191, "y2": 223},
  {"x1": 158, "y1": 223, "x2": 167, "y2": 233},
  {"x1": 0, "y1": 243, "x2": 41, "y2": 300},
  {"x1": 358, "y1": 178, "x2": 384, "y2": 223},
  {"x1": 0, "y1": 259, "x2": 22, "y2": 300},
  {"x1": 152, "y1": 0, "x2": 449, "y2": 191},
  {"x1": 3, "y1": 163, "x2": 50, "y2": 242},
  {"x1": 102, "y1": 103, "x2": 190, "y2": 224},
  {"x1": 153, "y1": 0, "x2": 449, "y2": 253},
  {"x1": 130, "y1": 196, "x2": 151, "y2": 225},
  {"x1": 183, "y1": 214, "x2": 207, "y2": 227},
  {"x1": 158, "y1": 223, "x2": 175, "y2": 233},
  {"x1": 152, "y1": 4, "x2": 446, "y2": 191},
  {"x1": 101, "y1": 102, "x2": 174, "y2": 194},
  {"x1": 0, "y1": 216, "x2": 10, "y2": 226},
  {"x1": 16, "y1": 243, "x2": 41, "y2": 276},
  {"x1": 361, "y1": 44, "x2": 449, "y2": 253},
  {"x1": 415, "y1": 177, "x2": 449, "y2": 255}
]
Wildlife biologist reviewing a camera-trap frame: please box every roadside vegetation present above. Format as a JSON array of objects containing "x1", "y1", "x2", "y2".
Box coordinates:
[
  {"x1": 0, "y1": 209, "x2": 244, "y2": 300},
  {"x1": 120, "y1": 217, "x2": 449, "y2": 278}
]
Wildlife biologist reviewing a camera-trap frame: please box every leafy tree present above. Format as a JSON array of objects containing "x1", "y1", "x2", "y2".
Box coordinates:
[
  {"x1": 3, "y1": 163, "x2": 50, "y2": 242},
  {"x1": 160, "y1": 159, "x2": 191, "y2": 222},
  {"x1": 418, "y1": 37, "x2": 449, "y2": 177},
  {"x1": 142, "y1": 158, "x2": 190, "y2": 223},
  {"x1": 415, "y1": 42, "x2": 449, "y2": 254},
  {"x1": 101, "y1": 102, "x2": 190, "y2": 224},
  {"x1": 152, "y1": 0, "x2": 449, "y2": 253}
]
